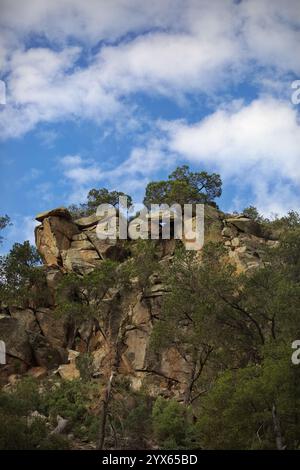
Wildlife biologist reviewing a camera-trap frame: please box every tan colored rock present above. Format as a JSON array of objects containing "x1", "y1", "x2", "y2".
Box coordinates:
[
  {"x1": 70, "y1": 239, "x2": 95, "y2": 250},
  {"x1": 35, "y1": 207, "x2": 72, "y2": 222},
  {"x1": 72, "y1": 233, "x2": 88, "y2": 241},
  {"x1": 124, "y1": 327, "x2": 149, "y2": 370},
  {"x1": 74, "y1": 214, "x2": 105, "y2": 228},
  {"x1": 57, "y1": 362, "x2": 80, "y2": 380},
  {"x1": 143, "y1": 283, "x2": 167, "y2": 298},
  {"x1": 92, "y1": 345, "x2": 109, "y2": 371},
  {"x1": 35, "y1": 216, "x2": 79, "y2": 266},
  {"x1": 231, "y1": 237, "x2": 240, "y2": 247},
  {"x1": 61, "y1": 248, "x2": 101, "y2": 274},
  {"x1": 8, "y1": 374, "x2": 21, "y2": 385},
  {"x1": 67, "y1": 349, "x2": 80, "y2": 363}
]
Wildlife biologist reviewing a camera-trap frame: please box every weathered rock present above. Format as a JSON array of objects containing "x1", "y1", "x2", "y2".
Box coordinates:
[
  {"x1": 9, "y1": 307, "x2": 40, "y2": 333},
  {"x1": 61, "y1": 248, "x2": 102, "y2": 274},
  {"x1": 221, "y1": 226, "x2": 233, "y2": 238},
  {"x1": 35, "y1": 207, "x2": 72, "y2": 222},
  {"x1": 17, "y1": 204, "x2": 280, "y2": 395},
  {"x1": 0, "y1": 317, "x2": 32, "y2": 365},
  {"x1": 57, "y1": 362, "x2": 80, "y2": 380},
  {"x1": 225, "y1": 217, "x2": 263, "y2": 237},
  {"x1": 143, "y1": 283, "x2": 167, "y2": 298},
  {"x1": 35, "y1": 308, "x2": 68, "y2": 349},
  {"x1": 74, "y1": 214, "x2": 104, "y2": 228},
  {"x1": 72, "y1": 233, "x2": 88, "y2": 241},
  {"x1": 85, "y1": 231, "x2": 128, "y2": 261},
  {"x1": 231, "y1": 237, "x2": 240, "y2": 247},
  {"x1": 67, "y1": 349, "x2": 80, "y2": 363},
  {"x1": 70, "y1": 239, "x2": 95, "y2": 250},
  {"x1": 45, "y1": 267, "x2": 63, "y2": 290},
  {"x1": 35, "y1": 216, "x2": 79, "y2": 266},
  {"x1": 29, "y1": 333, "x2": 67, "y2": 369}
]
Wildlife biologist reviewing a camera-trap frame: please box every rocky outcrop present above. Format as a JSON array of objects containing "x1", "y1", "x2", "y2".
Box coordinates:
[
  {"x1": 221, "y1": 214, "x2": 277, "y2": 272},
  {"x1": 35, "y1": 207, "x2": 128, "y2": 274},
  {"x1": 0, "y1": 306, "x2": 69, "y2": 382},
  {"x1": 1, "y1": 206, "x2": 279, "y2": 396},
  {"x1": 35, "y1": 213, "x2": 79, "y2": 266}
]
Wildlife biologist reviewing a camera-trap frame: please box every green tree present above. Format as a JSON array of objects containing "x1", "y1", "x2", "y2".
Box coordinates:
[
  {"x1": 151, "y1": 245, "x2": 228, "y2": 404},
  {"x1": 143, "y1": 165, "x2": 222, "y2": 208},
  {"x1": 0, "y1": 241, "x2": 44, "y2": 306},
  {"x1": 152, "y1": 397, "x2": 197, "y2": 449},
  {"x1": 196, "y1": 344, "x2": 300, "y2": 449},
  {"x1": 69, "y1": 188, "x2": 132, "y2": 218},
  {"x1": 0, "y1": 215, "x2": 11, "y2": 245},
  {"x1": 242, "y1": 206, "x2": 264, "y2": 222}
]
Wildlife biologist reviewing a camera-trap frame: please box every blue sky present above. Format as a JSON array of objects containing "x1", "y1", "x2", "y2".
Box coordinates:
[{"x1": 0, "y1": 0, "x2": 300, "y2": 253}]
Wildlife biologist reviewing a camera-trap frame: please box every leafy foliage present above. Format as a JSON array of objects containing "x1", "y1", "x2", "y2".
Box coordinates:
[
  {"x1": 0, "y1": 241, "x2": 46, "y2": 306},
  {"x1": 196, "y1": 344, "x2": 300, "y2": 449},
  {"x1": 152, "y1": 397, "x2": 197, "y2": 449},
  {"x1": 0, "y1": 214, "x2": 11, "y2": 245},
  {"x1": 143, "y1": 165, "x2": 222, "y2": 208},
  {"x1": 68, "y1": 188, "x2": 132, "y2": 218}
]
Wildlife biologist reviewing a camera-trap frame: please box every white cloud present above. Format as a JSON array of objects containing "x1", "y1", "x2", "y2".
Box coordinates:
[
  {"x1": 154, "y1": 97, "x2": 300, "y2": 215},
  {"x1": 3, "y1": 215, "x2": 38, "y2": 248},
  {"x1": 0, "y1": 0, "x2": 299, "y2": 139},
  {"x1": 162, "y1": 98, "x2": 300, "y2": 179},
  {"x1": 0, "y1": 0, "x2": 180, "y2": 46},
  {"x1": 60, "y1": 154, "x2": 102, "y2": 185},
  {"x1": 59, "y1": 154, "x2": 103, "y2": 204},
  {"x1": 56, "y1": 96, "x2": 299, "y2": 213},
  {"x1": 240, "y1": 0, "x2": 300, "y2": 75}
]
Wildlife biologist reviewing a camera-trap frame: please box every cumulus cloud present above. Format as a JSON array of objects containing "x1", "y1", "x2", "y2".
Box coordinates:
[
  {"x1": 60, "y1": 154, "x2": 102, "y2": 185},
  {"x1": 56, "y1": 96, "x2": 300, "y2": 214},
  {"x1": 0, "y1": 0, "x2": 299, "y2": 139},
  {"x1": 151, "y1": 97, "x2": 300, "y2": 215},
  {"x1": 162, "y1": 98, "x2": 300, "y2": 177}
]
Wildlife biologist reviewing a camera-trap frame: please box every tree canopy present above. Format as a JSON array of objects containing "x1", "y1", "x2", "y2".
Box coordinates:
[
  {"x1": 68, "y1": 188, "x2": 132, "y2": 218},
  {"x1": 143, "y1": 165, "x2": 222, "y2": 208},
  {"x1": 0, "y1": 215, "x2": 11, "y2": 245}
]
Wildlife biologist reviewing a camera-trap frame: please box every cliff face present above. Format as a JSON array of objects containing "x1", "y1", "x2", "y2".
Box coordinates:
[{"x1": 1, "y1": 206, "x2": 278, "y2": 397}]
